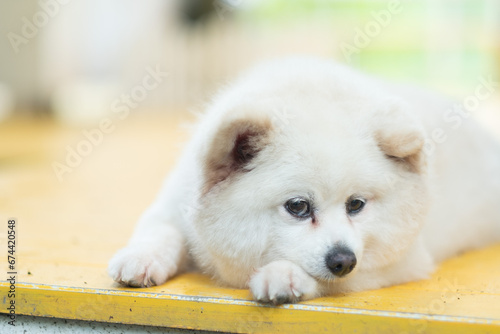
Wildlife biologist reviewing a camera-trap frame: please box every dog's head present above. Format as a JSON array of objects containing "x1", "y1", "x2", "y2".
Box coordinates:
[{"x1": 190, "y1": 62, "x2": 429, "y2": 289}]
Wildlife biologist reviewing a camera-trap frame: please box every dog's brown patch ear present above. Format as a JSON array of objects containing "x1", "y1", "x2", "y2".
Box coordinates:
[
  {"x1": 374, "y1": 101, "x2": 426, "y2": 173},
  {"x1": 203, "y1": 116, "x2": 272, "y2": 193}
]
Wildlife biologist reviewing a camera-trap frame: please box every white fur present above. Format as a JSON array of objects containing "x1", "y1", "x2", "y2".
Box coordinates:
[{"x1": 108, "y1": 57, "x2": 500, "y2": 303}]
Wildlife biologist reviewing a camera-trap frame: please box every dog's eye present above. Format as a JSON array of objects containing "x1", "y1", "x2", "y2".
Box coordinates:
[
  {"x1": 285, "y1": 197, "x2": 312, "y2": 219},
  {"x1": 346, "y1": 197, "x2": 366, "y2": 215}
]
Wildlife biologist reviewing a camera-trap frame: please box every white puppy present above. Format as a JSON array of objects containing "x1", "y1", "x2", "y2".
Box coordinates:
[{"x1": 108, "y1": 58, "x2": 500, "y2": 304}]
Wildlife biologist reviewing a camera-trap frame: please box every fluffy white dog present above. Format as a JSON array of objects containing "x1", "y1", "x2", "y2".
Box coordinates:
[{"x1": 108, "y1": 58, "x2": 500, "y2": 304}]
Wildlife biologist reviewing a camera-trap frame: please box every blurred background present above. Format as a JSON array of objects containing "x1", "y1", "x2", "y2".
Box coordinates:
[{"x1": 0, "y1": 0, "x2": 499, "y2": 123}]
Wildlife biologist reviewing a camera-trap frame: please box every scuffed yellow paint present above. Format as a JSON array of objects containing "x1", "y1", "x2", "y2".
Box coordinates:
[{"x1": 1, "y1": 281, "x2": 498, "y2": 334}]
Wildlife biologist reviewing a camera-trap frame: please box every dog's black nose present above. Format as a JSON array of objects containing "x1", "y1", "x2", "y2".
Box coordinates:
[{"x1": 325, "y1": 246, "x2": 357, "y2": 277}]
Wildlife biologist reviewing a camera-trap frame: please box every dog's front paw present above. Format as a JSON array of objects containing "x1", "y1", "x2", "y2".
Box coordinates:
[
  {"x1": 107, "y1": 244, "x2": 179, "y2": 287},
  {"x1": 249, "y1": 260, "x2": 319, "y2": 305}
]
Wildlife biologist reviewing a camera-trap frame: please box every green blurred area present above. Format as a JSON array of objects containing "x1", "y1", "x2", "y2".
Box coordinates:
[{"x1": 238, "y1": 0, "x2": 499, "y2": 95}]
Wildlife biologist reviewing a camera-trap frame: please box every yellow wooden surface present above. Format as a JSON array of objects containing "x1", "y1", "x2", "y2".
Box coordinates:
[{"x1": 0, "y1": 112, "x2": 500, "y2": 333}]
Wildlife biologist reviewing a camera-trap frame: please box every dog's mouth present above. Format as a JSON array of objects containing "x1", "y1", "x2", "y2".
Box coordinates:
[{"x1": 314, "y1": 268, "x2": 357, "y2": 283}]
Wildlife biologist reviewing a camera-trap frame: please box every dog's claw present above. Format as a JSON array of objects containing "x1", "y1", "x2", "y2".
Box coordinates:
[{"x1": 273, "y1": 295, "x2": 293, "y2": 305}]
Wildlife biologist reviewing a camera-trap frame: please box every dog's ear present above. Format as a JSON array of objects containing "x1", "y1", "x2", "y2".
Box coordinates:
[
  {"x1": 374, "y1": 100, "x2": 427, "y2": 173},
  {"x1": 202, "y1": 115, "x2": 272, "y2": 193}
]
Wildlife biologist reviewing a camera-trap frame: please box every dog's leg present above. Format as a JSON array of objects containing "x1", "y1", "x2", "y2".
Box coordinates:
[
  {"x1": 107, "y1": 207, "x2": 187, "y2": 287},
  {"x1": 249, "y1": 260, "x2": 319, "y2": 305}
]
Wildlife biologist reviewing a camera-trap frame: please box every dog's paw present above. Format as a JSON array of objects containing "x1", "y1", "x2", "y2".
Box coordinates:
[
  {"x1": 249, "y1": 260, "x2": 319, "y2": 305},
  {"x1": 107, "y1": 244, "x2": 179, "y2": 287}
]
